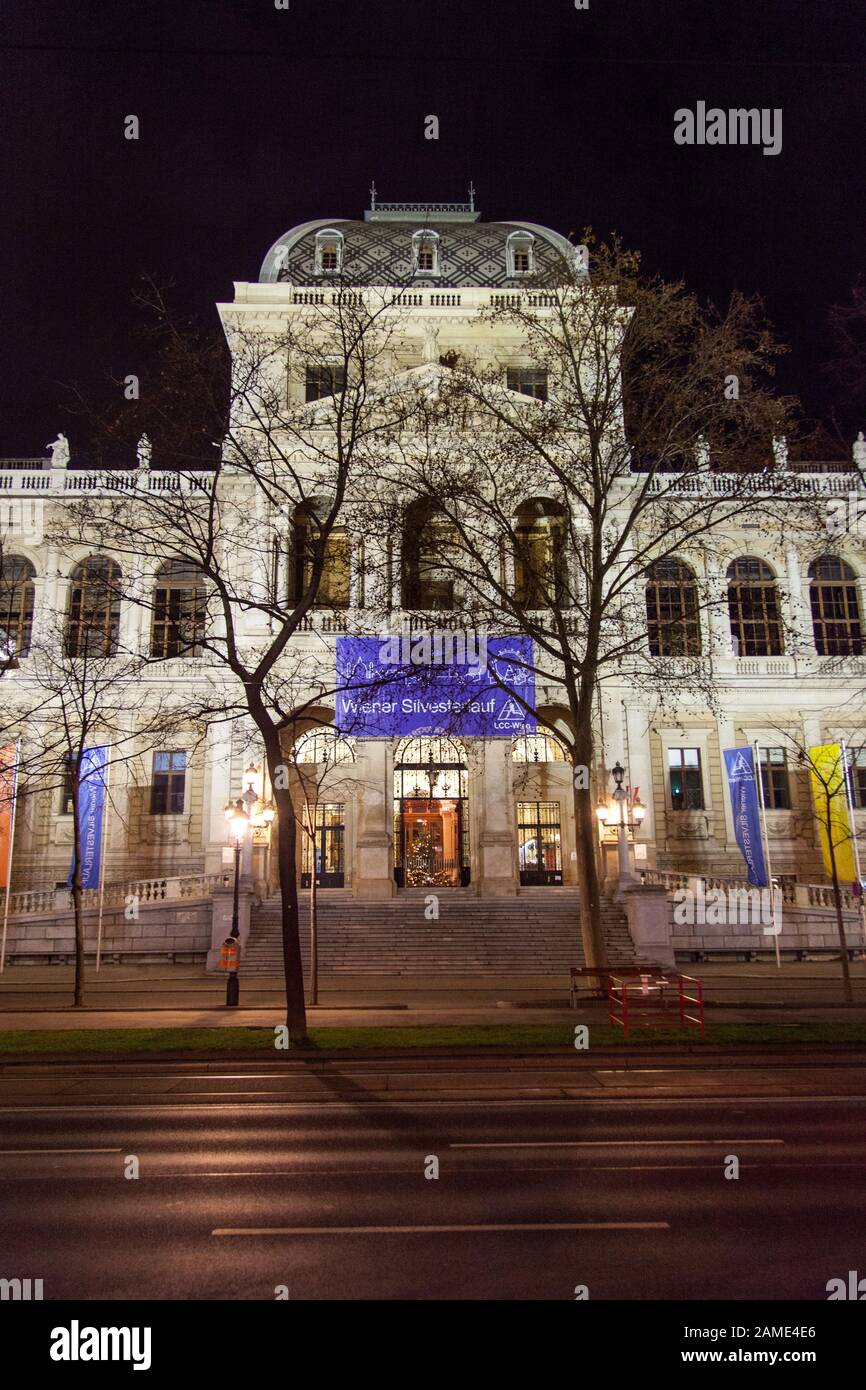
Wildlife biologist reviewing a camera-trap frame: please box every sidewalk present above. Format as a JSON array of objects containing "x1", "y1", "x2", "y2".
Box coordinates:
[{"x1": 0, "y1": 960, "x2": 865, "y2": 1029}]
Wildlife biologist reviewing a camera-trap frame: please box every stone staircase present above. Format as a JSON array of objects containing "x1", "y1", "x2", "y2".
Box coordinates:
[{"x1": 241, "y1": 887, "x2": 636, "y2": 976}]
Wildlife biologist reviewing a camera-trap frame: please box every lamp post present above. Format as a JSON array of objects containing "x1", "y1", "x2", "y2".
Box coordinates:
[
  {"x1": 596, "y1": 761, "x2": 646, "y2": 891},
  {"x1": 223, "y1": 797, "x2": 249, "y2": 1006}
]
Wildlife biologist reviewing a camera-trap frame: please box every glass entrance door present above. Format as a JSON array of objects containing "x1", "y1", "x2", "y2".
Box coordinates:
[
  {"x1": 393, "y1": 737, "x2": 469, "y2": 887},
  {"x1": 400, "y1": 798, "x2": 462, "y2": 887},
  {"x1": 517, "y1": 800, "x2": 563, "y2": 885},
  {"x1": 301, "y1": 803, "x2": 345, "y2": 887}
]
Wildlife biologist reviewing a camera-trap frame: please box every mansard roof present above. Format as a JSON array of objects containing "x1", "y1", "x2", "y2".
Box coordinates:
[{"x1": 259, "y1": 202, "x2": 581, "y2": 287}]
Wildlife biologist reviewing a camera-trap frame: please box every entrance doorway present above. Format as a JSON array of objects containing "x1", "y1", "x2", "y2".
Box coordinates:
[
  {"x1": 517, "y1": 800, "x2": 563, "y2": 885},
  {"x1": 393, "y1": 736, "x2": 469, "y2": 888},
  {"x1": 301, "y1": 802, "x2": 345, "y2": 887},
  {"x1": 400, "y1": 797, "x2": 462, "y2": 886}
]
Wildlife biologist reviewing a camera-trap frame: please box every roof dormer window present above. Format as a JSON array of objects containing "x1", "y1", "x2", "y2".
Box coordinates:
[
  {"x1": 314, "y1": 228, "x2": 344, "y2": 276},
  {"x1": 506, "y1": 230, "x2": 535, "y2": 277},
  {"x1": 412, "y1": 229, "x2": 441, "y2": 277}
]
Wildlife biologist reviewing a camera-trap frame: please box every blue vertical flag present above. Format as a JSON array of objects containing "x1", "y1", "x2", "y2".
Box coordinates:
[
  {"x1": 68, "y1": 746, "x2": 109, "y2": 890},
  {"x1": 723, "y1": 747, "x2": 769, "y2": 888}
]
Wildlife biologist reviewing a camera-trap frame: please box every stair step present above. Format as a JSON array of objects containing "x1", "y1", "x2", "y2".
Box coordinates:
[{"x1": 242, "y1": 889, "x2": 635, "y2": 975}]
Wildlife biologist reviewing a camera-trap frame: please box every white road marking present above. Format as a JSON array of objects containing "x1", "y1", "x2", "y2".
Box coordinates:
[{"x1": 212, "y1": 1221, "x2": 671, "y2": 1236}]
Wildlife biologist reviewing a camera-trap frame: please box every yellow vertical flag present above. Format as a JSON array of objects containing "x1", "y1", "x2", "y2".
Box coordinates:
[
  {"x1": 0, "y1": 744, "x2": 16, "y2": 890},
  {"x1": 809, "y1": 743, "x2": 859, "y2": 885}
]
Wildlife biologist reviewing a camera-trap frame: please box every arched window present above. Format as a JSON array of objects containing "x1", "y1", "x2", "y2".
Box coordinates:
[
  {"x1": 646, "y1": 559, "x2": 701, "y2": 656},
  {"x1": 512, "y1": 733, "x2": 568, "y2": 763},
  {"x1": 412, "y1": 229, "x2": 440, "y2": 276},
  {"x1": 506, "y1": 230, "x2": 535, "y2": 276},
  {"x1": 401, "y1": 500, "x2": 458, "y2": 610},
  {"x1": 151, "y1": 560, "x2": 206, "y2": 659},
  {"x1": 290, "y1": 504, "x2": 351, "y2": 608},
  {"x1": 395, "y1": 735, "x2": 466, "y2": 768},
  {"x1": 809, "y1": 556, "x2": 863, "y2": 656},
  {"x1": 727, "y1": 557, "x2": 783, "y2": 656},
  {"x1": 66, "y1": 556, "x2": 121, "y2": 658},
  {"x1": 512, "y1": 499, "x2": 566, "y2": 607},
  {"x1": 0, "y1": 555, "x2": 35, "y2": 658},
  {"x1": 291, "y1": 727, "x2": 353, "y2": 765},
  {"x1": 314, "y1": 228, "x2": 344, "y2": 275}
]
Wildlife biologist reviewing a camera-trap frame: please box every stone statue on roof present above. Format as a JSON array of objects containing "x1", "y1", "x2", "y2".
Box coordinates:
[{"x1": 47, "y1": 432, "x2": 70, "y2": 468}]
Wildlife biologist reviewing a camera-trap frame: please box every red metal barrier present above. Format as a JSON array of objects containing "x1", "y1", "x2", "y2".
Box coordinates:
[{"x1": 608, "y1": 972, "x2": 704, "y2": 1039}]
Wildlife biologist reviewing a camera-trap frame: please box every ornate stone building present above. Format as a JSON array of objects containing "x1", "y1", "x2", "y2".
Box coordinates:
[{"x1": 1, "y1": 196, "x2": 864, "y2": 967}]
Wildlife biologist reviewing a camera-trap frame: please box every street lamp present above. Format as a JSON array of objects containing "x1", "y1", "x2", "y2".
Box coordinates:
[
  {"x1": 598, "y1": 762, "x2": 646, "y2": 888},
  {"x1": 223, "y1": 798, "x2": 248, "y2": 1007}
]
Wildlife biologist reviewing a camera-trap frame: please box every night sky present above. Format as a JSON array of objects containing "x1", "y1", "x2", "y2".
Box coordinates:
[{"x1": 0, "y1": 0, "x2": 864, "y2": 454}]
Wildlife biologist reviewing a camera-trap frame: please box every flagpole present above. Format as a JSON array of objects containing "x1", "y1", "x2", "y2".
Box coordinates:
[
  {"x1": 95, "y1": 751, "x2": 111, "y2": 973},
  {"x1": 840, "y1": 740, "x2": 865, "y2": 952},
  {"x1": 0, "y1": 740, "x2": 21, "y2": 974},
  {"x1": 753, "y1": 740, "x2": 781, "y2": 969}
]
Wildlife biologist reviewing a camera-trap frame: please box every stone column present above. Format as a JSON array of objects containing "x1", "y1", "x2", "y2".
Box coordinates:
[
  {"x1": 717, "y1": 715, "x2": 736, "y2": 847},
  {"x1": 477, "y1": 740, "x2": 518, "y2": 896},
  {"x1": 353, "y1": 739, "x2": 394, "y2": 898},
  {"x1": 785, "y1": 545, "x2": 807, "y2": 653},
  {"x1": 705, "y1": 552, "x2": 731, "y2": 658},
  {"x1": 203, "y1": 721, "x2": 234, "y2": 877},
  {"x1": 623, "y1": 700, "x2": 654, "y2": 863}
]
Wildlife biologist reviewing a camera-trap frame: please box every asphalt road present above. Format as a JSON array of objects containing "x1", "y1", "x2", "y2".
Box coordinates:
[{"x1": 1, "y1": 1056, "x2": 865, "y2": 1300}]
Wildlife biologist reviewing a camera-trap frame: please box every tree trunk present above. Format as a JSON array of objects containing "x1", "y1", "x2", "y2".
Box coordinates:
[
  {"x1": 70, "y1": 788, "x2": 86, "y2": 1008},
  {"x1": 271, "y1": 783, "x2": 307, "y2": 1039},
  {"x1": 827, "y1": 833, "x2": 854, "y2": 1005},
  {"x1": 309, "y1": 862, "x2": 319, "y2": 1007},
  {"x1": 572, "y1": 714, "x2": 607, "y2": 971}
]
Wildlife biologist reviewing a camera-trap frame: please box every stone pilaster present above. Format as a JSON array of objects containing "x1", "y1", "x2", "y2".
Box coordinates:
[
  {"x1": 353, "y1": 739, "x2": 395, "y2": 898},
  {"x1": 477, "y1": 739, "x2": 518, "y2": 895}
]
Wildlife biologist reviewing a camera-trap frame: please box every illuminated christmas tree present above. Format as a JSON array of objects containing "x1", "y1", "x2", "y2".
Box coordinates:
[{"x1": 405, "y1": 822, "x2": 452, "y2": 887}]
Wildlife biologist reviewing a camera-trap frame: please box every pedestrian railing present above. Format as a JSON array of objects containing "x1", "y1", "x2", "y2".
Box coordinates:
[{"x1": 608, "y1": 971, "x2": 705, "y2": 1039}]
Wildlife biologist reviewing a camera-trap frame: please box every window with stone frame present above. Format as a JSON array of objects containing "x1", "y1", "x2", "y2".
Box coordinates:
[
  {"x1": 305, "y1": 365, "x2": 346, "y2": 402},
  {"x1": 808, "y1": 555, "x2": 863, "y2": 656},
  {"x1": 506, "y1": 367, "x2": 548, "y2": 401},
  {"x1": 849, "y1": 748, "x2": 866, "y2": 809},
  {"x1": 0, "y1": 554, "x2": 35, "y2": 658},
  {"x1": 727, "y1": 557, "x2": 784, "y2": 656},
  {"x1": 150, "y1": 750, "x2": 187, "y2": 815},
  {"x1": 668, "y1": 746, "x2": 704, "y2": 810},
  {"x1": 758, "y1": 746, "x2": 791, "y2": 810},
  {"x1": 645, "y1": 559, "x2": 702, "y2": 656}
]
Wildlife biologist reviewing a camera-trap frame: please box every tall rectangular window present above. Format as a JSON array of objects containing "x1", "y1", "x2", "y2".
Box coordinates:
[
  {"x1": 668, "y1": 747, "x2": 704, "y2": 810},
  {"x1": 150, "y1": 751, "x2": 187, "y2": 815},
  {"x1": 850, "y1": 749, "x2": 866, "y2": 810},
  {"x1": 60, "y1": 758, "x2": 76, "y2": 816},
  {"x1": 758, "y1": 746, "x2": 791, "y2": 810}
]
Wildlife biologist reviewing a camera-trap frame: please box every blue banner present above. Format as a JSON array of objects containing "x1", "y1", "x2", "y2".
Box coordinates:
[
  {"x1": 723, "y1": 746, "x2": 769, "y2": 888},
  {"x1": 335, "y1": 635, "x2": 536, "y2": 738},
  {"x1": 68, "y1": 746, "x2": 109, "y2": 890}
]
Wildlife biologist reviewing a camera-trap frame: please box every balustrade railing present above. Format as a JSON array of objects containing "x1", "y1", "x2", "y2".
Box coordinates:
[
  {"x1": 0, "y1": 872, "x2": 221, "y2": 918},
  {"x1": 643, "y1": 867, "x2": 860, "y2": 912}
]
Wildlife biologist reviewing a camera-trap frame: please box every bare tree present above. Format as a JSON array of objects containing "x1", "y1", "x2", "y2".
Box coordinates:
[
  {"x1": 387, "y1": 235, "x2": 807, "y2": 969},
  {"x1": 1, "y1": 597, "x2": 178, "y2": 1005},
  {"x1": 770, "y1": 729, "x2": 865, "y2": 1003},
  {"x1": 57, "y1": 289, "x2": 423, "y2": 1040}
]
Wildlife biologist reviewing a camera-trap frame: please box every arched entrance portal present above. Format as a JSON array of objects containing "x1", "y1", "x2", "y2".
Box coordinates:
[{"x1": 393, "y1": 736, "x2": 470, "y2": 888}]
